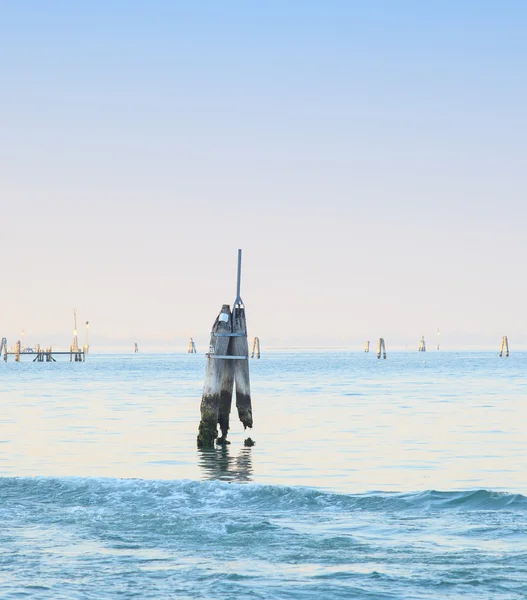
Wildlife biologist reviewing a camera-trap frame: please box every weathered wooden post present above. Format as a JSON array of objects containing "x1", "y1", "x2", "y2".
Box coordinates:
[
  {"x1": 15, "y1": 340, "x2": 21, "y2": 362},
  {"x1": 188, "y1": 337, "x2": 197, "y2": 353},
  {"x1": 134, "y1": 342, "x2": 139, "y2": 353},
  {"x1": 250, "y1": 337, "x2": 260, "y2": 359},
  {"x1": 377, "y1": 337, "x2": 386, "y2": 359},
  {"x1": 418, "y1": 336, "x2": 426, "y2": 352},
  {"x1": 232, "y1": 285, "x2": 253, "y2": 430},
  {"x1": 197, "y1": 250, "x2": 254, "y2": 448},
  {"x1": 364, "y1": 341, "x2": 370, "y2": 353},
  {"x1": 499, "y1": 336, "x2": 509, "y2": 357},
  {"x1": 197, "y1": 305, "x2": 233, "y2": 447},
  {"x1": 217, "y1": 358, "x2": 235, "y2": 443}
]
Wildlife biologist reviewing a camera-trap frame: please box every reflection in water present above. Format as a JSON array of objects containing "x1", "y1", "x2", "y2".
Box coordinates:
[{"x1": 198, "y1": 446, "x2": 253, "y2": 483}]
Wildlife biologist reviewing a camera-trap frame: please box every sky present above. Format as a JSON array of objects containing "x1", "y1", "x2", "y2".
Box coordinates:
[{"x1": 1, "y1": 1, "x2": 526, "y2": 351}]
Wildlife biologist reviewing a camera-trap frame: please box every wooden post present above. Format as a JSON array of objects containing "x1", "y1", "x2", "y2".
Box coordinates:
[
  {"x1": 188, "y1": 337, "x2": 197, "y2": 353},
  {"x1": 197, "y1": 305, "x2": 233, "y2": 448},
  {"x1": 499, "y1": 336, "x2": 509, "y2": 357},
  {"x1": 232, "y1": 305, "x2": 252, "y2": 430},
  {"x1": 15, "y1": 340, "x2": 20, "y2": 362},
  {"x1": 418, "y1": 336, "x2": 426, "y2": 352},
  {"x1": 232, "y1": 250, "x2": 253, "y2": 430},
  {"x1": 364, "y1": 341, "x2": 370, "y2": 353},
  {"x1": 377, "y1": 338, "x2": 386, "y2": 359},
  {"x1": 250, "y1": 337, "x2": 260, "y2": 359},
  {"x1": 217, "y1": 359, "x2": 235, "y2": 443},
  {"x1": 134, "y1": 342, "x2": 139, "y2": 353}
]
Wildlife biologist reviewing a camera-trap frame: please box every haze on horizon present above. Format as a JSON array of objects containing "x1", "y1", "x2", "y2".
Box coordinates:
[{"x1": 1, "y1": 1, "x2": 526, "y2": 352}]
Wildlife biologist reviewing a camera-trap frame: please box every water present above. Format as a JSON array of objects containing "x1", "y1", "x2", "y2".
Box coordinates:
[{"x1": 1, "y1": 351, "x2": 526, "y2": 598}]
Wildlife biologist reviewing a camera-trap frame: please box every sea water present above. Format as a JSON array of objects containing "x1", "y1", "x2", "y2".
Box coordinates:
[{"x1": 0, "y1": 352, "x2": 526, "y2": 598}]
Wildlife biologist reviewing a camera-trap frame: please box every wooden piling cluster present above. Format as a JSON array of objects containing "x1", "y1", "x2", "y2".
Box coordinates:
[
  {"x1": 188, "y1": 337, "x2": 197, "y2": 353},
  {"x1": 377, "y1": 338, "x2": 386, "y2": 359},
  {"x1": 250, "y1": 337, "x2": 260, "y2": 359},
  {"x1": 197, "y1": 250, "x2": 253, "y2": 448},
  {"x1": 33, "y1": 347, "x2": 56, "y2": 362},
  {"x1": 499, "y1": 336, "x2": 509, "y2": 357},
  {"x1": 3, "y1": 344, "x2": 84, "y2": 362},
  {"x1": 3, "y1": 311, "x2": 87, "y2": 363},
  {"x1": 418, "y1": 336, "x2": 426, "y2": 352}
]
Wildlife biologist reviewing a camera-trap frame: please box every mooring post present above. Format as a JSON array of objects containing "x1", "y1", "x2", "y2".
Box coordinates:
[
  {"x1": 364, "y1": 341, "x2": 370, "y2": 353},
  {"x1": 217, "y1": 358, "x2": 235, "y2": 443},
  {"x1": 197, "y1": 250, "x2": 254, "y2": 448},
  {"x1": 377, "y1": 338, "x2": 386, "y2": 359},
  {"x1": 15, "y1": 340, "x2": 20, "y2": 362},
  {"x1": 188, "y1": 337, "x2": 197, "y2": 353},
  {"x1": 418, "y1": 336, "x2": 426, "y2": 352},
  {"x1": 499, "y1": 336, "x2": 509, "y2": 357},
  {"x1": 197, "y1": 305, "x2": 233, "y2": 448},
  {"x1": 232, "y1": 304, "x2": 252, "y2": 429},
  {"x1": 232, "y1": 250, "x2": 253, "y2": 430},
  {"x1": 250, "y1": 337, "x2": 261, "y2": 359}
]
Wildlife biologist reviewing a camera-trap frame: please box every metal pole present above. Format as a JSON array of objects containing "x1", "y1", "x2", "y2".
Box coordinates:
[{"x1": 235, "y1": 248, "x2": 243, "y2": 307}]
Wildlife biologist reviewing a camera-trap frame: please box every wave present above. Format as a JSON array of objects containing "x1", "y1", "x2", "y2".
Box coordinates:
[{"x1": 1, "y1": 477, "x2": 526, "y2": 514}]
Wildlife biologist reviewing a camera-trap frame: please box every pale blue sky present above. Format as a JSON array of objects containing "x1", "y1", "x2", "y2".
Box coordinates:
[{"x1": 1, "y1": 1, "x2": 526, "y2": 350}]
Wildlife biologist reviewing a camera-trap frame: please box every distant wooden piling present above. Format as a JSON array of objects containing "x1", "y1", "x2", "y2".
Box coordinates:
[
  {"x1": 250, "y1": 337, "x2": 260, "y2": 359},
  {"x1": 364, "y1": 341, "x2": 370, "y2": 353},
  {"x1": 134, "y1": 342, "x2": 139, "y2": 353},
  {"x1": 377, "y1": 338, "x2": 386, "y2": 359},
  {"x1": 15, "y1": 340, "x2": 20, "y2": 362},
  {"x1": 188, "y1": 337, "x2": 197, "y2": 353},
  {"x1": 499, "y1": 336, "x2": 509, "y2": 357},
  {"x1": 418, "y1": 336, "x2": 426, "y2": 352}
]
